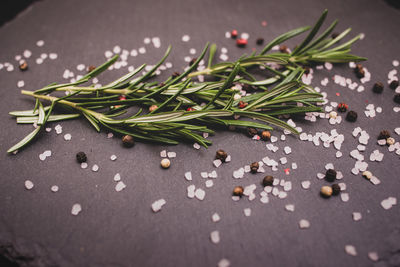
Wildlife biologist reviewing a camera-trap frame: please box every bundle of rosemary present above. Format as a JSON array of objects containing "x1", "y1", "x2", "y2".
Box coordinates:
[{"x1": 7, "y1": 10, "x2": 366, "y2": 153}]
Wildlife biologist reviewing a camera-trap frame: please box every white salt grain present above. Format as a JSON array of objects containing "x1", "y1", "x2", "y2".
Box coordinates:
[
  {"x1": 345, "y1": 245, "x2": 357, "y2": 256},
  {"x1": 110, "y1": 154, "x2": 117, "y2": 161},
  {"x1": 244, "y1": 208, "x2": 251, "y2": 217},
  {"x1": 182, "y1": 35, "x2": 190, "y2": 42},
  {"x1": 71, "y1": 204, "x2": 82, "y2": 215},
  {"x1": 352, "y1": 212, "x2": 362, "y2": 221},
  {"x1": 193, "y1": 143, "x2": 201, "y2": 149},
  {"x1": 63, "y1": 133, "x2": 72, "y2": 141},
  {"x1": 218, "y1": 258, "x2": 230, "y2": 267},
  {"x1": 195, "y1": 188, "x2": 206, "y2": 200},
  {"x1": 115, "y1": 181, "x2": 126, "y2": 192},
  {"x1": 81, "y1": 162, "x2": 88, "y2": 169},
  {"x1": 51, "y1": 185, "x2": 59, "y2": 192},
  {"x1": 381, "y1": 197, "x2": 397, "y2": 210},
  {"x1": 341, "y1": 192, "x2": 349, "y2": 202},
  {"x1": 151, "y1": 199, "x2": 166, "y2": 212},
  {"x1": 138, "y1": 47, "x2": 146, "y2": 54},
  {"x1": 299, "y1": 219, "x2": 310, "y2": 229},
  {"x1": 301, "y1": 181, "x2": 311, "y2": 189},
  {"x1": 167, "y1": 151, "x2": 176, "y2": 158},
  {"x1": 36, "y1": 40, "x2": 44, "y2": 47},
  {"x1": 205, "y1": 180, "x2": 214, "y2": 188},
  {"x1": 113, "y1": 173, "x2": 121, "y2": 181},
  {"x1": 212, "y1": 213, "x2": 221, "y2": 222},
  {"x1": 17, "y1": 80, "x2": 25, "y2": 88},
  {"x1": 23, "y1": 50, "x2": 32, "y2": 58},
  {"x1": 284, "y1": 146, "x2": 292, "y2": 155},
  {"x1": 285, "y1": 204, "x2": 295, "y2": 212},
  {"x1": 210, "y1": 230, "x2": 220, "y2": 244},
  {"x1": 368, "y1": 252, "x2": 379, "y2": 262},
  {"x1": 92, "y1": 164, "x2": 99, "y2": 172},
  {"x1": 49, "y1": 53, "x2": 58, "y2": 60},
  {"x1": 213, "y1": 159, "x2": 222, "y2": 168},
  {"x1": 184, "y1": 172, "x2": 192, "y2": 181},
  {"x1": 25, "y1": 180, "x2": 34, "y2": 190}
]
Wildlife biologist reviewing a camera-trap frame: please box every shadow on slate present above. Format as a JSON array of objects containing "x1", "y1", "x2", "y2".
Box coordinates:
[{"x1": 0, "y1": 0, "x2": 39, "y2": 27}]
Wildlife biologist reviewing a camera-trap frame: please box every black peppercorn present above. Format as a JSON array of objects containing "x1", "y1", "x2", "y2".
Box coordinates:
[
  {"x1": 172, "y1": 72, "x2": 180, "y2": 78},
  {"x1": 331, "y1": 184, "x2": 341, "y2": 196},
  {"x1": 394, "y1": 94, "x2": 400, "y2": 104},
  {"x1": 233, "y1": 186, "x2": 244, "y2": 196},
  {"x1": 250, "y1": 162, "x2": 259, "y2": 173},
  {"x1": 76, "y1": 152, "x2": 87, "y2": 163},
  {"x1": 354, "y1": 64, "x2": 365, "y2": 79},
  {"x1": 216, "y1": 149, "x2": 228, "y2": 162},
  {"x1": 261, "y1": 130, "x2": 271, "y2": 141},
  {"x1": 87, "y1": 65, "x2": 96, "y2": 72},
  {"x1": 189, "y1": 57, "x2": 197, "y2": 66},
  {"x1": 279, "y1": 45, "x2": 288, "y2": 53},
  {"x1": 304, "y1": 66, "x2": 311, "y2": 75},
  {"x1": 262, "y1": 175, "x2": 274, "y2": 187},
  {"x1": 325, "y1": 169, "x2": 337, "y2": 182},
  {"x1": 256, "y1": 38, "x2": 264, "y2": 45},
  {"x1": 378, "y1": 130, "x2": 390, "y2": 140},
  {"x1": 122, "y1": 135, "x2": 135, "y2": 148},
  {"x1": 242, "y1": 83, "x2": 255, "y2": 92},
  {"x1": 346, "y1": 110, "x2": 358, "y2": 122},
  {"x1": 372, "y1": 82, "x2": 384, "y2": 93},
  {"x1": 337, "y1": 103, "x2": 348, "y2": 112},
  {"x1": 247, "y1": 127, "x2": 258, "y2": 137},
  {"x1": 389, "y1": 80, "x2": 399, "y2": 90},
  {"x1": 19, "y1": 62, "x2": 28, "y2": 71}
]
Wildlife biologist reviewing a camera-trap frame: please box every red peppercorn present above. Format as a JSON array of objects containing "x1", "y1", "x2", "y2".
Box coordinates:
[
  {"x1": 238, "y1": 101, "x2": 248, "y2": 108},
  {"x1": 186, "y1": 107, "x2": 194, "y2": 111},
  {"x1": 119, "y1": 95, "x2": 126, "y2": 100},
  {"x1": 236, "y1": 38, "x2": 247, "y2": 48},
  {"x1": 337, "y1": 103, "x2": 348, "y2": 112},
  {"x1": 231, "y1": 29, "x2": 238, "y2": 38}
]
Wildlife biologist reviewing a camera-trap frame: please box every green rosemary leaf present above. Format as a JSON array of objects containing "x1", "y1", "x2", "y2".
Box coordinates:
[
  {"x1": 318, "y1": 28, "x2": 352, "y2": 51},
  {"x1": 75, "y1": 98, "x2": 154, "y2": 107},
  {"x1": 235, "y1": 110, "x2": 299, "y2": 134},
  {"x1": 292, "y1": 9, "x2": 328, "y2": 55},
  {"x1": 103, "y1": 63, "x2": 146, "y2": 89},
  {"x1": 298, "y1": 19, "x2": 338, "y2": 54},
  {"x1": 122, "y1": 111, "x2": 185, "y2": 123},
  {"x1": 9, "y1": 106, "x2": 52, "y2": 117},
  {"x1": 151, "y1": 79, "x2": 191, "y2": 113},
  {"x1": 320, "y1": 34, "x2": 362, "y2": 54},
  {"x1": 34, "y1": 79, "x2": 90, "y2": 94},
  {"x1": 208, "y1": 43, "x2": 217, "y2": 68},
  {"x1": 16, "y1": 114, "x2": 80, "y2": 124},
  {"x1": 259, "y1": 26, "x2": 310, "y2": 55},
  {"x1": 79, "y1": 55, "x2": 119, "y2": 82},
  {"x1": 83, "y1": 112, "x2": 100, "y2": 132},
  {"x1": 217, "y1": 119, "x2": 274, "y2": 130},
  {"x1": 203, "y1": 62, "x2": 240, "y2": 109},
  {"x1": 7, "y1": 126, "x2": 42, "y2": 153},
  {"x1": 177, "y1": 129, "x2": 210, "y2": 148},
  {"x1": 263, "y1": 105, "x2": 323, "y2": 116}
]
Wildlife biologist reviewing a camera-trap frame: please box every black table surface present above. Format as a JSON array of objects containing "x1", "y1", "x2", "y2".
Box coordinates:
[{"x1": 1, "y1": 0, "x2": 400, "y2": 266}]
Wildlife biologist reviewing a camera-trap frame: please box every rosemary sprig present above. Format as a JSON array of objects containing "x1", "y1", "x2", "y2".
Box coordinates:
[{"x1": 7, "y1": 10, "x2": 366, "y2": 153}]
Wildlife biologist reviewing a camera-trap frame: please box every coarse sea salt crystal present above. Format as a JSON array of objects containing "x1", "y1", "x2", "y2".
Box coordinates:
[
  {"x1": 51, "y1": 185, "x2": 59, "y2": 192},
  {"x1": 138, "y1": 47, "x2": 146, "y2": 54},
  {"x1": 325, "y1": 163, "x2": 334, "y2": 170},
  {"x1": 160, "y1": 150, "x2": 167, "y2": 157},
  {"x1": 115, "y1": 181, "x2": 126, "y2": 192},
  {"x1": 49, "y1": 53, "x2": 57, "y2": 60},
  {"x1": 184, "y1": 172, "x2": 192, "y2": 181},
  {"x1": 301, "y1": 181, "x2": 311, "y2": 189},
  {"x1": 193, "y1": 143, "x2": 201, "y2": 149},
  {"x1": 71, "y1": 204, "x2": 82, "y2": 215},
  {"x1": 55, "y1": 124, "x2": 62, "y2": 134},
  {"x1": 110, "y1": 154, "x2": 117, "y2": 161},
  {"x1": 299, "y1": 219, "x2": 310, "y2": 229},
  {"x1": 218, "y1": 258, "x2": 230, "y2": 267},
  {"x1": 63, "y1": 133, "x2": 72, "y2": 141},
  {"x1": 368, "y1": 252, "x2": 379, "y2": 262},
  {"x1": 195, "y1": 188, "x2": 206, "y2": 200},
  {"x1": 284, "y1": 146, "x2": 292, "y2": 155},
  {"x1": 25, "y1": 180, "x2": 34, "y2": 190},
  {"x1": 345, "y1": 245, "x2": 357, "y2": 256},
  {"x1": 213, "y1": 159, "x2": 222, "y2": 168},
  {"x1": 205, "y1": 180, "x2": 214, "y2": 188},
  {"x1": 244, "y1": 208, "x2": 251, "y2": 217},
  {"x1": 92, "y1": 164, "x2": 99, "y2": 172},
  {"x1": 212, "y1": 213, "x2": 220, "y2": 222},
  {"x1": 17, "y1": 80, "x2": 25, "y2": 88},
  {"x1": 114, "y1": 173, "x2": 121, "y2": 181},
  {"x1": 151, "y1": 199, "x2": 166, "y2": 212},
  {"x1": 353, "y1": 212, "x2": 362, "y2": 221},
  {"x1": 336, "y1": 151, "x2": 343, "y2": 158},
  {"x1": 381, "y1": 197, "x2": 397, "y2": 210},
  {"x1": 292, "y1": 163, "x2": 297, "y2": 169},
  {"x1": 36, "y1": 40, "x2": 44, "y2": 47},
  {"x1": 210, "y1": 230, "x2": 220, "y2": 244},
  {"x1": 285, "y1": 204, "x2": 295, "y2": 212},
  {"x1": 182, "y1": 35, "x2": 190, "y2": 42},
  {"x1": 341, "y1": 192, "x2": 350, "y2": 202},
  {"x1": 393, "y1": 60, "x2": 399, "y2": 67},
  {"x1": 167, "y1": 151, "x2": 176, "y2": 158},
  {"x1": 81, "y1": 162, "x2": 88, "y2": 169}
]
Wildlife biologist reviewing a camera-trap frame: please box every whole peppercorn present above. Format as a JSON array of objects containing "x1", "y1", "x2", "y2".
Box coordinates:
[
  {"x1": 394, "y1": 94, "x2": 400, "y2": 104},
  {"x1": 238, "y1": 101, "x2": 248, "y2": 108},
  {"x1": 231, "y1": 29, "x2": 238, "y2": 38},
  {"x1": 331, "y1": 184, "x2": 341, "y2": 196},
  {"x1": 122, "y1": 135, "x2": 135, "y2": 148},
  {"x1": 236, "y1": 38, "x2": 247, "y2": 48},
  {"x1": 189, "y1": 57, "x2": 197, "y2": 66},
  {"x1": 87, "y1": 65, "x2": 96, "y2": 72},
  {"x1": 337, "y1": 103, "x2": 348, "y2": 112},
  {"x1": 262, "y1": 175, "x2": 274, "y2": 187},
  {"x1": 19, "y1": 62, "x2": 28, "y2": 71},
  {"x1": 331, "y1": 32, "x2": 339, "y2": 39},
  {"x1": 279, "y1": 45, "x2": 288, "y2": 53},
  {"x1": 378, "y1": 130, "x2": 390, "y2": 140},
  {"x1": 247, "y1": 127, "x2": 258, "y2": 137},
  {"x1": 320, "y1": 186, "x2": 333, "y2": 198},
  {"x1": 354, "y1": 64, "x2": 365, "y2": 78},
  {"x1": 261, "y1": 130, "x2": 271, "y2": 141},
  {"x1": 172, "y1": 71, "x2": 180, "y2": 78},
  {"x1": 250, "y1": 162, "x2": 259, "y2": 173},
  {"x1": 233, "y1": 186, "x2": 244, "y2": 197},
  {"x1": 325, "y1": 169, "x2": 337, "y2": 182},
  {"x1": 242, "y1": 83, "x2": 255, "y2": 92},
  {"x1": 372, "y1": 82, "x2": 384, "y2": 93},
  {"x1": 160, "y1": 158, "x2": 171, "y2": 169},
  {"x1": 390, "y1": 80, "x2": 399, "y2": 90},
  {"x1": 387, "y1": 137, "x2": 395, "y2": 145},
  {"x1": 149, "y1": 105, "x2": 158, "y2": 112},
  {"x1": 346, "y1": 110, "x2": 358, "y2": 122},
  {"x1": 362, "y1": 170, "x2": 373, "y2": 179},
  {"x1": 216, "y1": 149, "x2": 228, "y2": 162},
  {"x1": 304, "y1": 66, "x2": 311, "y2": 75},
  {"x1": 256, "y1": 38, "x2": 264, "y2": 45},
  {"x1": 76, "y1": 152, "x2": 87, "y2": 163}
]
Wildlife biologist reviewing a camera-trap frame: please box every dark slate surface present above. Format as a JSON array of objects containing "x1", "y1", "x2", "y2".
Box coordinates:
[{"x1": 0, "y1": 0, "x2": 400, "y2": 266}]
